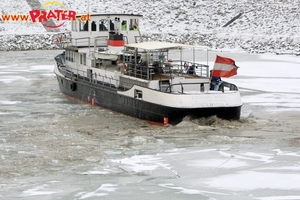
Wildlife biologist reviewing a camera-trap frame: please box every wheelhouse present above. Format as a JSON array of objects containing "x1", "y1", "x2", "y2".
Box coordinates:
[{"x1": 70, "y1": 13, "x2": 143, "y2": 47}]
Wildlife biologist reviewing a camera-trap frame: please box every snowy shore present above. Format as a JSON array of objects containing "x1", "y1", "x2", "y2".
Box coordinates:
[
  {"x1": 0, "y1": 32, "x2": 299, "y2": 54},
  {"x1": 0, "y1": 0, "x2": 299, "y2": 53}
]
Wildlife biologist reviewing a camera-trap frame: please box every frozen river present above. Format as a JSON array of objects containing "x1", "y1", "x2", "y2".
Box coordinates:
[{"x1": 0, "y1": 50, "x2": 300, "y2": 200}]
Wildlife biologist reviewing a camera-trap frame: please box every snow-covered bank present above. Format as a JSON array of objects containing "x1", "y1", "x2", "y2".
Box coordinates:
[
  {"x1": 0, "y1": 33, "x2": 61, "y2": 51},
  {"x1": 151, "y1": 32, "x2": 300, "y2": 54},
  {"x1": 1, "y1": 32, "x2": 299, "y2": 54}
]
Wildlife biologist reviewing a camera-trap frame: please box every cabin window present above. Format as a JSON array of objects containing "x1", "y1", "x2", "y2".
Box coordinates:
[
  {"x1": 109, "y1": 20, "x2": 115, "y2": 32},
  {"x1": 66, "y1": 51, "x2": 69, "y2": 61},
  {"x1": 66, "y1": 50, "x2": 75, "y2": 62},
  {"x1": 129, "y1": 19, "x2": 138, "y2": 31},
  {"x1": 70, "y1": 51, "x2": 75, "y2": 62},
  {"x1": 121, "y1": 20, "x2": 127, "y2": 31},
  {"x1": 72, "y1": 21, "x2": 78, "y2": 31},
  {"x1": 91, "y1": 21, "x2": 96, "y2": 31},
  {"x1": 80, "y1": 21, "x2": 89, "y2": 31},
  {"x1": 99, "y1": 19, "x2": 108, "y2": 31},
  {"x1": 80, "y1": 53, "x2": 86, "y2": 65},
  {"x1": 65, "y1": 50, "x2": 69, "y2": 61},
  {"x1": 134, "y1": 89, "x2": 143, "y2": 99}
]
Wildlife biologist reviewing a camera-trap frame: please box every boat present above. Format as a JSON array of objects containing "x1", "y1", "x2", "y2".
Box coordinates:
[
  {"x1": 53, "y1": 13, "x2": 242, "y2": 125},
  {"x1": 94, "y1": 49, "x2": 119, "y2": 61}
]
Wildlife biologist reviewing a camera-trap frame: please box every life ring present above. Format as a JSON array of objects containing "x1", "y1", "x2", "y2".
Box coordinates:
[
  {"x1": 184, "y1": 62, "x2": 188, "y2": 70},
  {"x1": 70, "y1": 82, "x2": 77, "y2": 91},
  {"x1": 124, "y1": 63, "x2": 128, "y2": 72}
]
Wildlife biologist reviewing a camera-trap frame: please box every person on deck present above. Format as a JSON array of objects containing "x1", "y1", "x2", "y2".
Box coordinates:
[
  {"x1": 210, "y1": 70, "x2": 222, "y2": 91},
  {"x1": 212, "y1": 76, "x2": 221, "y2": 91},
  {"x1": 121, "y1": 21, "x2": 127, "y2": 31},
  {"x1": 187, "y1": 64, "x2": 195, "y2": 74}
]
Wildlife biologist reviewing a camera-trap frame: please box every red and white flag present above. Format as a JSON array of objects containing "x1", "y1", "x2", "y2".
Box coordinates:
[{"x1": 212, "y1": 55, "x2": 238, "y2": 78}]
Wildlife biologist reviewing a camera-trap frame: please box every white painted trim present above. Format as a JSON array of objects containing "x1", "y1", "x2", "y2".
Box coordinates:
[{"x1": 118, "y1": 85, "x2": 242, "y2": 108}]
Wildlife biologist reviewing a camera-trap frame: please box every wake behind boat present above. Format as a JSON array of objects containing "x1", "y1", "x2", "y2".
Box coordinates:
[{"x1": 53, "y1": 13, "x2": 242, "y2": 125}]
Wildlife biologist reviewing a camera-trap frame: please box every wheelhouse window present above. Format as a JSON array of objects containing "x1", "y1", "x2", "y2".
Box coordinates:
[
  {"x1": 66, "y1": 50, "x2": 75, "y2": 62},
  {"x1": 65, "y1": 50, "x2": 69, "y2": 61},
  {"x1": 129, "y1": 19, "x2": 138, "y2": 30},
  {"x1": 109, "y1": 20, "x2": 115, "y2": 32},
  {"x1": 91, "y1": 21, "x2": 96, "y2": 31},
  {"x1": 99, "y1": 19, "x2": 108, "y2": 31},
  {"x1": 71, "y1": 51, "x2": 75, "y2": 62},
  {"x1": 80, "y1": 21, "x2": 89, "y2": 31},
  {"x1": 80, "y1": 53, "x2": 86, "y2": 65},
  {"x1": 134, "y1": 89, "x2": 143, "y2": 99},
  {"x1": 121, "y1": 20, "x2": 127, "y2": 31},
  {"x1": 72, "y1": 21, "x2": 78, "y2": 31}
]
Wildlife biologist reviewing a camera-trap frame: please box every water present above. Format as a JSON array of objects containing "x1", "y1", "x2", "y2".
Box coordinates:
[{"x1": 0, "y1": 50, "x2": 300, "y2": 199}]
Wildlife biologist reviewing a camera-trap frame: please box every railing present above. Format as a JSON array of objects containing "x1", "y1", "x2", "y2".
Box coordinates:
[
  {"x1": 58, "y1": 65, "x2": 120, "y2": 90},
  {"x1": 94, "y1": 36, "x2": 108, "y2": 47},
  {"x1": 126, "y1": 62, "x2": 155, "y2": 80},
  {"x1": 167, "y1": 60, "x2": 210, "y2": 78},
  {"x1": 122, "y1": 59, "x2": 209, "y2": 81},
  {"x1": 71, "y1": 37, "x2": 91, "y2": 47},
  {"x1": 134, "y1": 36, "x2": 151, "y2": 43},
  {"x1": 165, "y1": 82, "x2": 208, "y2": 93},
  {"x1": 120, "y1": 76, "x2": 148, "y2": 89},
  {"x1": 165, "y1": 81, "x2": 238, "y2": 93}
]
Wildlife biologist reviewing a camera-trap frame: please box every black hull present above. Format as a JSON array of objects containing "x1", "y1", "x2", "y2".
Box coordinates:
[{"x1": 56, "y1": 76, "x2": 242, "y2": 125}]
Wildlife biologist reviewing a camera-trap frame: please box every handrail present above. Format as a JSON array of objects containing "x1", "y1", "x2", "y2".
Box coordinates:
[
  {"x1": 165, "y1": 81, "x2": 238, "y2": 93},
  {"x1": 124, "y1": 59, "x2": 210, "y2": 81},
  {"x1": 71, "y1": 37, "x2": 91, "y2": 47},
  {"x1": 126, "y1": 63, "x2": 155, "y2": 80},
  {"x1": 167, "y1": 60, "x2": 210, "y2": 77},
  {"x1": 165, "y1": 82, "x2": 210, "y2": 93},
  {"x1": 58, "y1": 65, "x2": 120, "y2": 90},
  {"x1": 94, "y1": 36, "x2": 108, "y2": 48}
]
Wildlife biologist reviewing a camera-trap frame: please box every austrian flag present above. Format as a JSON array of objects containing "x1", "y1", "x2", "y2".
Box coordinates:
[{"x1": 212, "y1": 55, "x2": 239, "y2": 78}]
